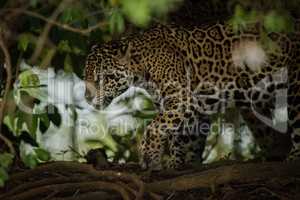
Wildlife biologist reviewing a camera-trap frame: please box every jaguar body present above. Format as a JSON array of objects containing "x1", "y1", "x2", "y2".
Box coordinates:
[{"x1": 85, "y1": 21, "x2": 300, "y2": 169}]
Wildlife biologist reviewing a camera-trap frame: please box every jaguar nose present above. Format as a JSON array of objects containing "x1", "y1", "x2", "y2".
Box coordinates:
[
  {"x1": 85, "y1": 81, "x2": 97, "y2": 104},
  {"x1": 85, "y1": 90, "x2": 93, "y2": 102}
]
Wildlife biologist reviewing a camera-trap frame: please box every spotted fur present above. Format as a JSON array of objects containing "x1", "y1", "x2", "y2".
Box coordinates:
[{"x1": 85, "y1": 21, "x2": 300, "y2": 169}]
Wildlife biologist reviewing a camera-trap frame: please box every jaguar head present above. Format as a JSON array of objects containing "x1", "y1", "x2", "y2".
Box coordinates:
[{"x1": 84, "y1": 41, "x2": 134, "y2": 109}]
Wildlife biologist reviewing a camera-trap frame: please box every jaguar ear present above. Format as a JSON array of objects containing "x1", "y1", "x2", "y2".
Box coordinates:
[{"x1": 117, "y1": 42, "x2": 132, "y2": 66}]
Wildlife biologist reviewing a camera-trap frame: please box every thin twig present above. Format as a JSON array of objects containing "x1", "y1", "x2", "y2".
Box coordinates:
[
  {"x1": 0, "y1": 31, "x2": 15, "y2": 155},
  {"x1": 29, "y1": 0, "x2": 71, "y2": 64},
  {"x1": 22, "y1": 9, "x2": 108, "y2": 35},
  {"x1": 2, "y1": 8, "x2": 107, "y2": 37}
]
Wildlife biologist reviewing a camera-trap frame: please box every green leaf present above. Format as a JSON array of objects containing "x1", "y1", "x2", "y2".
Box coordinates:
[
  {"x1": 110, "y1": 0, "x2": 119, "y2": 6},
  {"x1": 0, "y1": 167, "x2": 9, "y2": 182},
  {"x1": 0, "y1": 178, "x2": 4, "y2": 187},
  {"x1": 132, "y1": 97, "x2": 157, "y2": 118},
  {"x1": 230, "y1": 4, "x2": 260, "y2": 33},
  {"x1": 19, "y1": 70, "x2": 40, "y2": 88},
  {"x1": 22, "y1": 154, "x2": 38, "y2": 169},
  {"x1": 60, "y1": 6, "x2": 84, "y2": 24},
  {"x1": 61, "y1": 8, "x2": 74, "y2": 23},
  {"x1": 28, "y1": 114, "x2": 38, "y2": 136},
  {"x1": 30, "y1": 0, "x2": 38, "y2": 7},
  {"x1": 39, "y1": 113, "x2": 50, "y2": 134},
  {"x1": 18, "y1": 33, "x2": 31, "y2": 52},
  {"x1": 57, "y1": 40, "x2": 72, "y2": 53},
  {"x1": 122, "y1": 0, "x2": 150, "y2": 26},
  {"x1": 16, "y1": 113, "x2": 24, "y2": 135},
  {"x1": 264, "y1": 11, "x2": 293, "y2": 33},
  {"x1": 150, "y1": 0, "x2": 173, "y2": 15},
  {"x1": 264, "y1": 12, "x2": 281, "y2": 32},
  {"x1": 18, "y1": 106, "x2": 37, "y2": 138},
  {"x1": 141, "y1": 97, "x2": 155, "y2": 110},
  {"x1": 3, "y1": 113, "x2": 17, "y2": 134},
  {"x1": 64, "y1": 54, "x2": 73, "y2": 73},
  {"x1": 235, "y1": 4, "x2": 245, "y2": 19},
  {"x1": 133, "y1": 110, "x2": 157, "y2": 118},
  {"x1": 109, "y1": 11, "x2": 125, "y2": 34},
  {"x1": 34, "y1": 148, "x2": 51, "y2": 161},
  {"x1": 46, "y1": 105, "x2": 61, "y2": 127},
  {"x1": 211, "y1": 123, "x2": 220, "y2": 134},
  {"x1": 247, "y1": 10, "x2": 258, "y2": 22},
  {"x1": 0, "y1": 153, "x2": 14, "y2": 169}
]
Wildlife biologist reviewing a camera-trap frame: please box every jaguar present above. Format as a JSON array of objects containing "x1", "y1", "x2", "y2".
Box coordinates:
[{"x1": 84, "y1": 20, "x2": 300, "y2": 170}]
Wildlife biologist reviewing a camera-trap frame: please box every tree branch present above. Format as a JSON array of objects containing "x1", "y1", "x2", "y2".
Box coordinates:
[
  {"x1": 2, "y1": 161, "x2": 300, "y2": 199},
  {"x1": 146, "y1": 161, "x2": 300, "y2": 193},
  {"x1": 0, "y1": 30, "x2": 15, "y2": 155},
  {"x1": 5, "y1": 181, "x2": 131, "y2": 200},
  {"x1": 2, "y1": 8, "x2": 108, "y2": 37},
  {"x1": 22, "y1": 10, "x2": 107, "y2": 36},
  {"x1": 29, "y1": 0, "x2": 72, "y2": 65},
  {"x1": 9, "y1": 161, "x2": 145, "y2": 200}
]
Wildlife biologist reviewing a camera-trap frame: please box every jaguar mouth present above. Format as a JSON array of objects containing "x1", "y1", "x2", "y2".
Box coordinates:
[
  {"x1": 87, "y1": 93, "x2": 112, "y2": 110},
  {"x1": 84, "y1": 81, "x2": 105, "y2": 109}
]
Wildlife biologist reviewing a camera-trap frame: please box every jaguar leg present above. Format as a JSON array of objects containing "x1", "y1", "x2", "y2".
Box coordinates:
[
  {"x1": 288, "y1": 104, "x2": 300, "y2": 160},
  {"x1": 139, "y1": 123, "x2": 165, "y2": 170},
  {"x1": 167, "y1": 131, "x2": 207, "y2": 168},
  {"x1": 287, "y1": 78, "x2": 300, "y2": 160},
  {"x1": 167, "y1": 134, "x2": 186, "y2": 168},
  {"x1": 139, "y1": 107, "x2": 208, "y2": 169},
  {"x1": 138, "y1": 111, "x2": 184, "y2": 170}
]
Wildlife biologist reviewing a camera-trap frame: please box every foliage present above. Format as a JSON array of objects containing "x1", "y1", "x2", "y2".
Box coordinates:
[
  {"x1": 0, "y1": 0, "x2": 300, "y2": 187},
  {"x1": 0, "y1": 153, "x2": 14, "y2": 186},
  {"x1": 229, "y1": 4, "x2": 294, "y2": 33},
  {"x1": 0, "y1": 0, "x2": 179, "y2": 171},
  {"x1": 20, "y1": 144, "x2": 51, "y2": 169},
  {"x1": 0, "y1": 0, "x2": 183, "y2": 79},
  {"x1": 4, "y1": 65, "x2": 157, "y2": 167}
]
